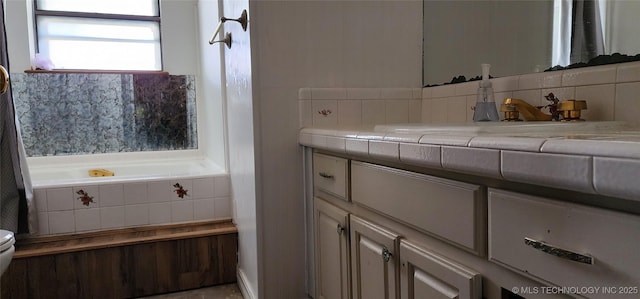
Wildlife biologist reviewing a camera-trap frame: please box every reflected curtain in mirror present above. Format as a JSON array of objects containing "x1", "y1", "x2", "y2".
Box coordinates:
[{"x1": 571, "y1": 0, "x2": 605, "y2": 64}]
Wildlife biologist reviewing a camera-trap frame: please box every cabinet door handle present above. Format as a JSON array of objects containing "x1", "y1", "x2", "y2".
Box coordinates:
[
  {"x1": 382, "y1": 247, "x2": 392, "y2": 263},
  {"x1": 336, "y1": 224, "x2": 344, "y2": 236},
  {"x1": 319, "y1": 172, "x2": 334, "y2": 179},
  {"x1": 524, "y1": 237, "x2": 594, "y2": 265}
]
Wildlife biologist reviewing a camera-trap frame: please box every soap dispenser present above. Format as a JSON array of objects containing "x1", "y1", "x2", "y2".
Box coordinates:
[{"x1": 472, "y1": 63, "x2": 500, "y2": 122}]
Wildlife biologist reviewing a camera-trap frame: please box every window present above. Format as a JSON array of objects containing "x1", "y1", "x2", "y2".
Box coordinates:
[
  {"x1": 16, "y1": 1, "x2": 199, "y2": 157},
  {"x1": 13, "y1": 72, "x2": 198, "y2": 157},
  {"x1": 34, "y1": 0, "x2": 162, "y2": 71}
]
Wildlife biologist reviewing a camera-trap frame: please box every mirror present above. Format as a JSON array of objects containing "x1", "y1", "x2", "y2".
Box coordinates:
[{"x1": 423, "y1": 0, "x2": 640, "y2": 86}]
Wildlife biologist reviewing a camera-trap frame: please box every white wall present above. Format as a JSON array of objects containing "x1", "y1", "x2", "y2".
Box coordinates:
[
  {"x1": 196, "y1": 0, "x2": 227, "y2": 169},
  {"x1": 6, "y1": 0, "x2": 34, "y2": 72},
  {"x1": 256, "y1": 1, "x2": 422, "y2": 88},
  {"x1": 223, "y1": 0, "x2": 422, "y2": 298},
  {"x1": 161, "y1": 0, "x2": 199, "y2": 75},
  {"x1": 219, "y1": 0, "x2": 260, "y2": 298}
]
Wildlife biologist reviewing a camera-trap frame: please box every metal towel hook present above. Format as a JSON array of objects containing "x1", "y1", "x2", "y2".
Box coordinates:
[
  {"x1": 211, "y1": 32, "x2": 232, "y2": 49},
  {"x1": 208, "y1": 9, "x2": 248, "y2": 45},
  {"x1": 222, "y1": 9, "x2": 248, "y2": 32}
]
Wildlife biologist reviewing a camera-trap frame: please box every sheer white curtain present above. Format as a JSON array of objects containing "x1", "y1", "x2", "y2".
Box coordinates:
[{"x1": 552, "y1": 0, "x2": 573, "y2": 67}]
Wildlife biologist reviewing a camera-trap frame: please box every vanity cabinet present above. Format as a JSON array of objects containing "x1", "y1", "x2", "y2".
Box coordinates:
[
  {"x1": 306, "y1": 123, "x2": 640, "y2": 299},
  {"x1": 312, "y1": 152, "x2": 484, "y2": 299}
]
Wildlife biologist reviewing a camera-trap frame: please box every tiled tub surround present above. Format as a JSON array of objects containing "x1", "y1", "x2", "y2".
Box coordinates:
[
  {"x1": 299, "y1": 125, "x2": 640, "y2": 202},
  {"x1": 30, "y1": 162, "x2": 232, "y2": 236},
  {"x1": 11, "y1": 73, "x2": 198, "y2": 156}
]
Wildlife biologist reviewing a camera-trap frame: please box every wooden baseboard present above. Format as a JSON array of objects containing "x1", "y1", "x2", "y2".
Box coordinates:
[{"x1": 3, "y1": 220, "x2": 238, "y2": 299}]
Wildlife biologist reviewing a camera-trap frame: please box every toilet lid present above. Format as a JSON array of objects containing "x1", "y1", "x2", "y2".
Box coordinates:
[{"x1": 0, "y1": 230, "x2": 15, "y2": 253}]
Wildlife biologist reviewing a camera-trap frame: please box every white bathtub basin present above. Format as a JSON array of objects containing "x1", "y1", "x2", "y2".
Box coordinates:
[
  {"x1": 27, "y1": 152, "x2": 226, "y2": 188},
  {"x1": 373, "y1": 121, "x2": 631, "y2": 135}
]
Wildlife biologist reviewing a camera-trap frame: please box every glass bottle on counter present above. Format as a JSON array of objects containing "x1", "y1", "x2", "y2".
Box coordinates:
[{"x1": 473, "y1": 63, "x2": 500, "y2": 122}]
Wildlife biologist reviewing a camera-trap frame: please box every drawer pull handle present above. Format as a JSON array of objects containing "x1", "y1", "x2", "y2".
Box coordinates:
[
  {"x1": 524, "y1": 237, "x2": 594, "y2": 265},
  {"x1": 337, "y1": 224, "x2": 344, "y2": 236},
  {"x1": 319, "y1": 172, "x2": 334, "y2": 179},
  {"x1": 382, "y1": 247, "x2": 392, "y2": 263}
]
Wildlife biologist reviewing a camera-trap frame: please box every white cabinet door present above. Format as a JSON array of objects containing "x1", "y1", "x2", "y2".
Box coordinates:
[
  {"x1": 400, "y1": 240, "x2": 482, "y2": 299},
  {"x1": 315, "y1": 198, "x2": 350, "y2": 299},
  {"x1": 350, "y1": 215, "x2": 400, "y2": 299}
]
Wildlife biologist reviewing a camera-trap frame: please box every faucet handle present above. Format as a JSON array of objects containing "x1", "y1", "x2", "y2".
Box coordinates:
[
  {"x1": 500, "y1": 103, "x2": 521, "y2": 121},
  {"x1": 558, "y1": 100, "x2": 587, "y2": 121}
]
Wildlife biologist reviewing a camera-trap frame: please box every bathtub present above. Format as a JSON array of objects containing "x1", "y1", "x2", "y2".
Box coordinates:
[
  {"x1": 26, "y1": 151, "x2": 232, "y2": 236},
  {"x1": 27, "y1": 151, "x2": 225, "y2": 188}
]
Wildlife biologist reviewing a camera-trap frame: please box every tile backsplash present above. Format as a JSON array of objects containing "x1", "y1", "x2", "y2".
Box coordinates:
[
  {"x1": 298, "y1": 87, "x2": 422, "y2": 127},
  {"x1": 422, "y1": 61, "x2": 640, "y2": 126},
  {"x1": 33, "y1": 175, "x2": 231, "y2": 236},
  {"x1": 299, "y1": 61, "x2": 640, "y2": 128}
]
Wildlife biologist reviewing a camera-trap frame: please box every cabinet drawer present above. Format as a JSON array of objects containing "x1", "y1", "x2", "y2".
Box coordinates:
[
  {"x1": 313, "y1": 153, "x2": 349, "y2": 201},
  {"x1": 351, "y1": 162, "x2": 485, "y2": 254},
  {"x1": 489, "y1": 189, "x2": 640, "y2": 298}
]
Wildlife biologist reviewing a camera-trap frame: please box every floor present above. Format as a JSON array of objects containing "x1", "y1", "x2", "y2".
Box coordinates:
[{"x1": 140, "y1": 283, "x2": 244, "y2": 299}]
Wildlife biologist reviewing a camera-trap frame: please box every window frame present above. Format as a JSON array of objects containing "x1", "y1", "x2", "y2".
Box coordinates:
[{"x1": 32, "y1": 0, "x2": 163, "y2": 71}]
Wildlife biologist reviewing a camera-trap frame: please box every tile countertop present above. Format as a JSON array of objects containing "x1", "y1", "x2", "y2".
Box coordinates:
[{"x1": 299, "y1": 122, "x2": 640, "y2": 202}]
